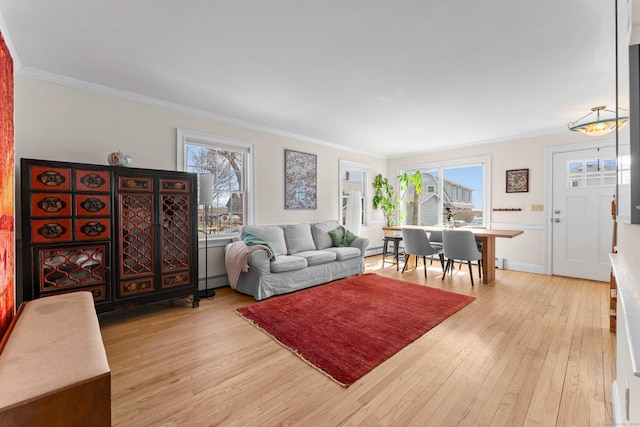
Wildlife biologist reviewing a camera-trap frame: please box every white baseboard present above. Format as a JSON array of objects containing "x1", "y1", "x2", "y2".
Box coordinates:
[
  {"x1": 366, "y1": 246, "x2": 385, "y2": 257},
  {"x1": 612, "y1": 380, "x2": 623, "y2": 426},
  {"x1": 198, "y1": 274, "x2": 229, "y2": 290},
  {"x1": 502, "y1": 261, "x2": 545, "y2": 275}
]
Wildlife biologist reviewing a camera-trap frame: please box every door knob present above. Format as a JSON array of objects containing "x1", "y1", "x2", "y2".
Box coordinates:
[
  {"x1": 554, "y1": 218, "x2": 561, "y2": 223},
  {"x1": 554, "y1": 210, "x2": 560, "y2": 214}
]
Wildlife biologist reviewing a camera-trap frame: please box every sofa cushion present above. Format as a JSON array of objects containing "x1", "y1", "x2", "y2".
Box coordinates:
[
  {"x1": 311, "y1": 220, "x2": 340, "y2": 249},
  {"x1": 283, "y1": 224, "x2": 316, "y2": 254},
  {"x1": 293, "y1": 250, "x2": 337, "y2": 266},
  {"x1": 270, "y1": 255, "x2": 308, "y2": 273},
  {"x1": 243, "y1": 225, "x2": 286, "y2": 257},
  {"x1": 325, "y1": 246, "x2": 362, "y2": 261},
  {"x1": 328, "y1": 225, "x2": 358, "y2": 247}
]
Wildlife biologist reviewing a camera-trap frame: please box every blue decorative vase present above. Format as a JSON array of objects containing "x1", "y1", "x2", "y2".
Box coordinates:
[{"x1": 107, "y1": 151, "x2": 132, "y2": 167}]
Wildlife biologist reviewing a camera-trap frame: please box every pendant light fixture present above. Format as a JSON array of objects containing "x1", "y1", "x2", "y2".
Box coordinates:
[{"x1": 567, "y1": 105, "x2": 628, "y2": 136}]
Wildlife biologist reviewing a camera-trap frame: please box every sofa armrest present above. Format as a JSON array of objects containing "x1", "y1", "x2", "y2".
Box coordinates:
[
  {"x1": 349, "y1": 236, "x2": 370, "y2": 256},
  {"x1": 247, "y1": 249, "x2": 272, "y2": 273}
]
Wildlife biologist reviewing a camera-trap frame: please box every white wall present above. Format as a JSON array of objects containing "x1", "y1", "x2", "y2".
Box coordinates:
[{"x1": 14, "y1": 76, "x2": 388, "y2": 282}]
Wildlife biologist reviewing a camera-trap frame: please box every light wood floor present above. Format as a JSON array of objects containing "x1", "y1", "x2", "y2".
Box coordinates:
[{"x1": 100, "y1": 256, "x2": 615, "y2": 426}]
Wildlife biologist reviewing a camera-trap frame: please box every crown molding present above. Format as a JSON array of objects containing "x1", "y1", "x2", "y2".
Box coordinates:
[
  {"x1": 386, "y1": 126, "x2": 567, "y2": 160},
  {"x1": 15, "y1": 66, "x2": 386, "y2": 159},
  {"x1": 0, "y1": 13, "x2": 21, "y2": 68}
]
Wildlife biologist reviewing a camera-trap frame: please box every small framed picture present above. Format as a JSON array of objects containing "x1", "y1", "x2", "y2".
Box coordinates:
[{"x1": 506, "y1": 169, "x2": 529, "y2": 193}]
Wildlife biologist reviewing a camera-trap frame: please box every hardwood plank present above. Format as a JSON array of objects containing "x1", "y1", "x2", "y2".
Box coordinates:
[{"x1": 100, "y1": 256, "x2": 615, "y2": 426}]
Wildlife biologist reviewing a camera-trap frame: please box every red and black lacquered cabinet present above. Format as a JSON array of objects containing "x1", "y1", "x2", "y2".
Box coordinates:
[
  {"x1": 114, "y1": 169, "x2": 198, "y2": 307},
  {"x1": 21, "y1": 158, "x2": 199, "y2": 313}
]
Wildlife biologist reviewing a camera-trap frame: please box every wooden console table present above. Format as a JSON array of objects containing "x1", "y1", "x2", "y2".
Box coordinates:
[{"x1": 383, "y1": 226, "x2": 524, "y2": 284}]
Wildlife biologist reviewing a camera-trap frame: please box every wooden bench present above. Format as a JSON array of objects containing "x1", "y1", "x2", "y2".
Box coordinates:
[{"x1": 0, "y1": 292, "x2": 110, "y2": 426}]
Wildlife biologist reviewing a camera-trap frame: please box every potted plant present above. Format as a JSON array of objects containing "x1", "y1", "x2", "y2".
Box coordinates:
[{"x1": 372, "y1": 171, "x2": 423, "y2": 227}]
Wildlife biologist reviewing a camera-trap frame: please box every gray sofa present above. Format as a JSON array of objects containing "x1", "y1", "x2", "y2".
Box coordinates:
[{"x1": 228, "y1": 220, "x2": 369, "y2": 300}]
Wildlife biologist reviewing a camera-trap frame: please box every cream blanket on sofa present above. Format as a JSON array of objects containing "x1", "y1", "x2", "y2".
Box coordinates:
[{"x1": 225, "y1": 241, "x2": 273, "y2": 289}]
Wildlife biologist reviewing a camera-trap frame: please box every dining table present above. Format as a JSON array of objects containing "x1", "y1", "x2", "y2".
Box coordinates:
[{"x1": 382, "y1": 225, "x2": 524, "y2": 284}]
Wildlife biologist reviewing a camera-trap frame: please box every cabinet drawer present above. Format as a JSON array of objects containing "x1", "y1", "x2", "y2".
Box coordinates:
[
  {"x1": 40, "y1": 285, "x2": 108, "y2": 303},
  {"x1": 76, "y1": 194, "x2": 111, "y2": 216},
  {"x1": 75, "y1": 169, "x2": 110, "y2": 192},
  {"x1": 31, "y1": 193, "x2": 72, "y2": 217},
  {"x1": 76, "y1": 218, "x2": 111, "y2": 241},
  {"x1": 118, "y1": 176, "x2": 153, "y2": 191},
  {"x1": 160, "y1": 178, "x2": 190, "y2": 193},
  {"x1": 30, "y1": 166, "x2": 71, "y2": 191},
  {"x1": 161, "y1": 271, "x2": 191, "y2": 289},
  {"x1": 32, "y1": 219, "x2": 73, "y2": 243},
  {"x1": 86, "y1": 285, "x2": 108, "y2": 302},
  {"x1": 119, "y1": 277, "x2": 155, "y2": 297}
]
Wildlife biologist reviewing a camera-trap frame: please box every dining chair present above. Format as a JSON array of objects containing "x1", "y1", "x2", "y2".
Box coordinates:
[
  {"x1": 427, "y1": 230, "x2": 443, "y2": 265},
  {"x1": 401, "y1": 228, "x2": 445, "y2": 278},
  {"x1": 442, "y1": 229, "x2": 483, "y2": 286},
  {"x1": 432, "y1": 229, "x2": 472, "y2": 271}
]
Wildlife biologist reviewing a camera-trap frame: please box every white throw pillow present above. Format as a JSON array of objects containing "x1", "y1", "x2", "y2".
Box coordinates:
[
  {"x1": 311, "y1": 220, "x2": 340, "y2": 250},
  {"x1": 283, "y1": 223, "x2": 316, "y2": 254}
]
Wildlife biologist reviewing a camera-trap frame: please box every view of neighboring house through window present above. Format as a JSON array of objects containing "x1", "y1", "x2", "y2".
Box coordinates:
[
  {"x1": 403, "y1": 157, "x2": 488, "y2": 227},
  {"x1": 567, "y1": 157, "x2": 616, "y2": 187},
  {"x1": 339, "y1": 160, "x2": 369, "y2": 227},
  {"x1": 177, "y1": 130, "x2": 253, "y2": 236}
]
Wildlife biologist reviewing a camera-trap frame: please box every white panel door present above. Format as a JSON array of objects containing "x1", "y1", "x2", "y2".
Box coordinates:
[{"x1": 551, "y1": 147, "x2": 616, "y2": 281}]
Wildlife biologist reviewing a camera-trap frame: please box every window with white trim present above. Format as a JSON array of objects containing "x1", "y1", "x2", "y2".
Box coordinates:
[
  {"x1": 402, "y1": 156, "x2": 490, "y2": 227},
  {"x1": 177, "y1": 129, "x2": 254, "y2": 236},
  {"x1": 339, "y1": 160, "x2": 370, "y2": 227}
]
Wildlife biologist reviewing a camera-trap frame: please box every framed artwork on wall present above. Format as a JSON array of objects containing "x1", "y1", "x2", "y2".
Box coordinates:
[
  {"x1": 0, "y1": 30, "x2": 15, "y2": 342},
  {"x1": 285, "y1": 149, "x2": 317, "y2": 209},
  {"x1": 506, "y1": 168, "x2": 529, "y2": 193}
]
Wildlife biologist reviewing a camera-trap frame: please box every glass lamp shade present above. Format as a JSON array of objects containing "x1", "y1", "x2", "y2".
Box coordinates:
[
  {"x1": 198, "y1": 174, "x2": 214, "y2": 206},
  {"x1": 568, "y1": 106, "x2": 629, "y2": 136},
  {"x1": 569, "y1": 117, "x2": 629, "y2": 136}
]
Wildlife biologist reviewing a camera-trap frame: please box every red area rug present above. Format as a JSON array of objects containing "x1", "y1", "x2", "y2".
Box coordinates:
[{"x1": 235, "y1": 273, "x2": 475, "y2": 386}]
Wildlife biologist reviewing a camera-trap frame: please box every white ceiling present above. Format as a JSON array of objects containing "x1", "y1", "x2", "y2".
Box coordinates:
[{"x1": 0, "y1": 0, "x2": 624, "y2": 157}]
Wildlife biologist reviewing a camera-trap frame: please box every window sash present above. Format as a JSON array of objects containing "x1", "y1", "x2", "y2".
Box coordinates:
[{"x1": 177, "y1": 129, "x2": 254, "y2": 238}]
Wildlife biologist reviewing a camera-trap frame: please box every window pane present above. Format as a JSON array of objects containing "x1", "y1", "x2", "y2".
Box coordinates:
[
  {"x1": 186, "y1": 144, "x2": 246, "y2": 235},
  {"x1": 567, "y1": 160, "x2": 584, "y2": 188},
  {"x1": 585, "y1": 159, "x2": 600, "y2": 187},
  {"x1": 341, "y1": 168, "x2": 366, "y2": 226},
  {"x1": 604, "y1": 158, "x2": 617, "y2": 185},
  {"x1": 442, "y1": 166, "x2": 483, "y2": 227},
  {"x1": 604, "y1": 158, "x2": 617, "y2": 172},
  {"x1": 341, "y1": 195, "x2": 348, "y2": 225},
  {"x1": 398, "y1": 173, "x2": 426, "y2": 225},
  {"x1": 217, "y1": 151, "x2": 241, "y2": 191},
  {"x1": 405, "y1": 170, "x2": 439, "y2": 226}
]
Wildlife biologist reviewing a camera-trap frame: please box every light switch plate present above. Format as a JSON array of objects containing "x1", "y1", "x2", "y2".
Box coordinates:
[{"x1": 531, "y1": 204, "x2": 544, "y2": 212}]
